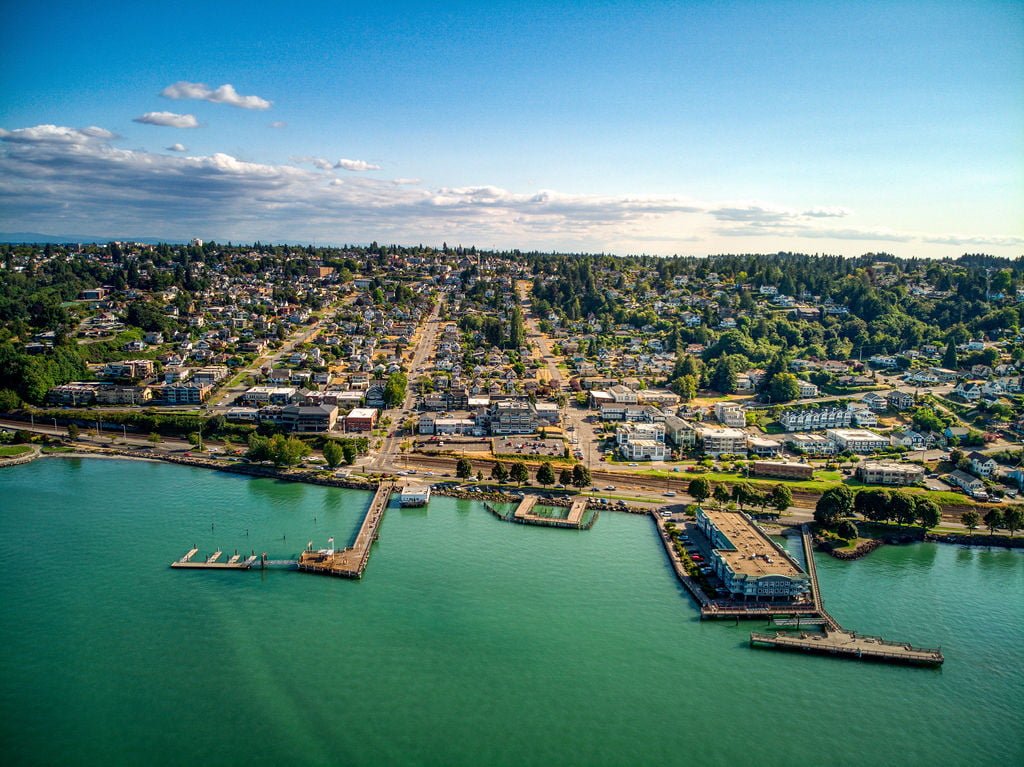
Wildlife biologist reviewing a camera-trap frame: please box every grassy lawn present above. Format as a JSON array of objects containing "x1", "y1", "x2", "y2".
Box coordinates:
[{"x1": 0, "y1": 444, "x2": 33, "y2": 457}]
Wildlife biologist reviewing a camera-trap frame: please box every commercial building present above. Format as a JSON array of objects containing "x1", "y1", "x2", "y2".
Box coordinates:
[
  {"x1": 663, "y1": 415, "x2": 697, "y2": 449},
  {"x1": 825, "y1": 428, "x2": 888, "y2": 454},
  {"x1": 785, "y1": 433, "x2": 836, "y2": 455},
  {"x1": 163, "y1": 382, "x2": 211, "y2": 405},
  {"x1": 343, "y1": 407, "x2": 378, "y2": 432},
  {"x1": 619, "y1": 439, "x2": 667, "y2": 461},
  {"x1": 489, "y1": 400, "x2": 536, "y2": 435},
  {"x1": 243, "y1": 386, "x2": 298, "y2": 405},
  {"x1": 280, "y1": 404, "x2": 338, "y2": 433},
  {"x1": 696, "y1": 508, "x2": 810, "y2": 601},
  {"x1": 856, "y1": 461, "x2": 925, "y2": 486},
  {"x1": 698, "y1": 427, "x2": 747, "y2": 456},
  {"x1": 751, "y1": 461, "x2": 813, "y2": 480}
]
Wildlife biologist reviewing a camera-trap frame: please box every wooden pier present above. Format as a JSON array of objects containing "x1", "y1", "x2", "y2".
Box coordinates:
[
  {"x1": 509, "y1": 494, "x2": 591, "y2": 529},
  {"x1": 171, "y1": 550, "x2": 259, "y2": 570},
  {"x1": 750, "y1": 629, "x2": 944, "y2": 666},
  {"x1": 297, "y1": 481, "x2": 396, "y2": 578}
]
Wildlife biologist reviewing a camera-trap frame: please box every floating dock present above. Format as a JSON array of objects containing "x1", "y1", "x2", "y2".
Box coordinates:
[
  {"x1": 509, "y1": 494, "x2": 591, "y2": 529},
  {"x1": 297, "y1": 481, "x2": 395, "y2": 578},
  {"x1": 171, "y1": 550, "x2": 259, "y2": 569}
]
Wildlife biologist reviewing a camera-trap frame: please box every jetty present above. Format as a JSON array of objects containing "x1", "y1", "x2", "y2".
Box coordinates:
[{"x1": 298, "y1": 481, "x2": 396, "y2": 578}]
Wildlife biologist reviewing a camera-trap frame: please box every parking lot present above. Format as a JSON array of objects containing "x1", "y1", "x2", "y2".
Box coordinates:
[{"x1": 493, "y1": 437, "x2": 566, "y2": 458}]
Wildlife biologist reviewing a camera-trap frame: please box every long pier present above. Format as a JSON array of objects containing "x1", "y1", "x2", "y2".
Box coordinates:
[{"x1": 297, "y1": 481, "x2": 396, "y2": 578}]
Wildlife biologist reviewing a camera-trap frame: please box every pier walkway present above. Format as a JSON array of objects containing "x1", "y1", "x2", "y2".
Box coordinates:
[
  {"x1": 171, "y1": 550, "x2": 259, "y2": 570},
  {"x1": 508, "y1": 494, "x2": 592, "y2": 529},
  {"x1": 749, "y1": 629, "x2": 944, "y2": 666},
  {"x1": 298, "y1": 481, "x2": 396, "y2": 578}
]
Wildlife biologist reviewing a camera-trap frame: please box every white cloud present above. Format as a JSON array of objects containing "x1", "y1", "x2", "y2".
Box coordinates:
[
  {"x1": 0, "y1": 124, "x2": 117, "y2": 143},
  {"x1": 161, "y1": 81, "x2": 272, "y2": 110},
  {"x1": 167, "y1": 143, "x2": 187, "y2": 152},
  {"x1": 270, "y1": 121, "x2": 287, "y2": 129},
  {"x1": 336, "y1": 158, "x2": 381, "y2": 171},
  {"x1": 133, "y1": 112, "x2": 199, "y2": 128},
  {"x1": 1, "y1": 123, "x2": 1018, "y2": 256},
  {"x1": 392, "y1": 178, "x2": 421, "y2": 185}
]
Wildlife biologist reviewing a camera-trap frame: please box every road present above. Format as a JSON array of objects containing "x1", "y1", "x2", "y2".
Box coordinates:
[
  {"x1": 367, "y1": 296, "x2": 443, "y2": 470},
  {"x1": 516, "y1": 280, "x2": 563, "y2": 388}
]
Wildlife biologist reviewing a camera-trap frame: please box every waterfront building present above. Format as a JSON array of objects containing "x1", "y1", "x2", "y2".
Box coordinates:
[
  {"x1": 695, "y1": 508, "x2": 810, "y2": 601},
  {"x1": 343, "y1": 407, "x2": 378, "y2": 432},
  {"x1": 751, "y1": 460, "x2": 813, "y2": 480},
  {"x1": 856, "y1": 461, "x2": 925, "y2": 486},
  {"x1": 280, "y1": 404, "x2": 338, "y2": 433}
]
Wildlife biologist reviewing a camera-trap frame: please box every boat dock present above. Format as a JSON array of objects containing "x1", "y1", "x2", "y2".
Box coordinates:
[
  {"x1": 297, "y1": 481, "x2": 396, "y2": 578},
  {"x1": 171, "y1": 549, "x2": 259, "y2": 569}
]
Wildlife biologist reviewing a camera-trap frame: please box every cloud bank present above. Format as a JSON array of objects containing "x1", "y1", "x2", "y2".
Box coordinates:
[
  {"x1": 337, "y1": 158, "x2": 381, "y2": 171},
  {"x1": 134, "y1": 112, "x2": 198, "y2": 128},
  {"x1": 1, "y1": 124, "x2": 1019, "y2": 255},
  {"x1": 161, "y1": 81, "x2": 272, "y2": 110}
]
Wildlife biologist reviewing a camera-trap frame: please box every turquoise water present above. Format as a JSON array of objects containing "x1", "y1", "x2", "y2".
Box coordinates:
[{"x1": 1, "y1": 458, "x2": 1021, "y2": 766}]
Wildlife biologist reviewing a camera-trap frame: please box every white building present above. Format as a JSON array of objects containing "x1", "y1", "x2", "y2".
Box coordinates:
[
  {"x1": 699, "y1": 427, "x2": 748, "y2": 456},
  {"x1": 825, "y1": 428, "x2": 888, "y2": 453},
  {"x1": 619, "y1": 439, "x2": 667, "y2": 461},
  {"x1": 714, "y1": 402, "x2": 747, "y2": 428}
]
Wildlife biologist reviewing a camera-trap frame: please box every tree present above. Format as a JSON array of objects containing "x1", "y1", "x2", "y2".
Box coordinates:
[
  {"x1": 1004, "y1": 507, "x2": 1023, "y2": 537},
  {"x1": 983, "y1": 508, "x2": 1003, "y2": 535},
  {"x1": 854, "y1": 488, "x2": 891, "y2": 522},
  {"x1": 960, "y1": 510, "x2": 980, "y2": 535},
  {"x1": 767, "y1": 372, "x2": 801, "y2": 403},
  {"x1": 188, "y1": 431, "x2": 204, "y2": 452},
  {"x1": 769, "y1": 484, "x2": 792, "y2": 515},
  {"x1": 731, "y1": 482, "x2": 755, "y2": 511},
  {"x1": 890, "y1": 491, "x2": 917, "y2": 528},
  {"x1": 914, "y1": 497, "x2": 941, "y2": 532},
  {"x1": 571, "y1": 464, "x2": 592, "y2": 488},
  {"x1": 148, "y1": 431, "x2": 161, "y2": 446},
  {"x1": 510, "y1": 461, "x2": 529, "y2": 485},
  {"x1": 66, "y1": 423, "x2": 80, "y2": 440},
  {"x1": 342, "y1": 442, "x2": 358, "y2": 465},
  {"x1": 536, "y1": 462, "x2": 555, "y2": 487},
  {"x1": 559, "y1": 468, "x2": 573, "y2": 486},
  {"x1": 710, "y1": 357, "x2": 738, "y2": 394},
  {"x1": 491, "y1": 462, "x2": 509, "y2": 482},
  {"x1": 815, "y1": 485, "x2": 855, "y2": 528},
  {"x1": 270, "y1": 434, "x2": 311, "y2": 466},
  {"x1": 323, "y1": 440, "x2": 344, "y2": 468},
  {"x1": 836, "y1": 519, "x2": 859, "y2": 541},
  {"x1": 942, "y1": 339, "x2": 958, "y2": 370},
  {"x1": 247, "y1": 433, "x2": 273, "y2": 462},
  {"x1": 712, "y1": 484, "x2": 731, "y2": 509},
  {"x1": 688, "y1": 477, "x2": 711, "y2": 504},
  {"x1": 949, "y1": 448, "x2": 965, "y2": 466},
  {"x1": 456, "y1": 457, "x2": 473, "y2": 479},
  {"x1": 383, "y1": 372, "x2": 408, "y2": 408}
]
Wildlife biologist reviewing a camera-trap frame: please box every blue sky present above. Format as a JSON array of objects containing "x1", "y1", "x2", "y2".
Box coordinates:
[{"x1": 1, "y1": 0, "x2": 1021, "y2": 256}]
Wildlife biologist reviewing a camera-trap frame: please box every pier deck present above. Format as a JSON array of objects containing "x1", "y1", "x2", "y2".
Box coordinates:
[
  {"x1": 171, "y1": 553, "x2": 258, "y2": 570},
  {"x1": 297, "y1": 481, "x2": 396, "y2": 578},
  {"x1": 750, "y1": 629, "x2": 944, "y2": 666},
  {"x1": 510, "y1": 494, "x2": 590, "y2": 529}
]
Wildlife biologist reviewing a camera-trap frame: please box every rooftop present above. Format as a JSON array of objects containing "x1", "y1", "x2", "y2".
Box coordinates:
[{"x1": 703, "y1": 509, "x2": 805, "y2": 580}]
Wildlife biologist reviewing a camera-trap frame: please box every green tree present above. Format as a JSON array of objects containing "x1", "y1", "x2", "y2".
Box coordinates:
[
  {"x1": 188, "y1": 431, "x2": 205, "y2": 452},
  {"x1": 815, "y1": 485, "x2": 855, "y2": 528},
  {"x1": 688, "y1": 477, "x2": 711, "y2": 504},
  {"x1": 323, "y1": 440, "x2": 344, "y2": 468},
  {"x1": 890, "y1": 491, "x2": 917, "y2": 528},
  {"x1": 854, "y1": 488, "x2": 891, "y2": 522},
  {"x1": 960, "y1": 510, "x2": 980, "y2": 535},
  {"x1": 710, "y1": 357, "x2": 738, "y2": 394},
  {"x1": 491, "y1": 462, "x2": 509, "y2": 482},
  {"x1": 836, "y1": 519, "x2": 859, "y2": 541},
  {"x1": 942, "y1": 339, "x2": 958, "y2": 370},
  {"x1": 510, "y1": 461, "x2": 529, "y2": 485},
  {"x1": 1003, "y1": 507, "x2": 1023, "y2": 537},
  {"x1": 571, "y1": 464, "x2": 592, "y2": 488},
  {"x1": 147, "y1": 431, "x2": 161, "y2": 446},
  {"x1": 767, "y1": 372, "x2": 801, "y2": 403},
  {"x1": 270, "y1": 434, "x2": 311, "y2": 466},
  {"x1": 769, "y1": 484, "x2": 792, "y2": 515},
  {"x1": 383, "y1": 372, "x2": 408, "y2": 408},
  {"x1": 983, "y1": 508, "x2": 1003, "y2": 535},
  {"x1": 247, "y1": 433, "x2": 273, "y2": 461},
  {"x1": 342, "y1": 442, "x2": 358, "y2": 465},
  {"x1": 456, "y1": 457, "x2": 473, "y2": 479},
  {"x1": 536, "y1": 462, "x2": 555, "y2": 486},
  {"x1": 559, "y1": 468, "x2": 573, "y2": 486},
  {"x1": 67, "y1": 423, "x2": 80, "y2": 440},
  {"x1": 914, "y1": 497, "x2": 941, "y2": 532},
  {"x1": 712, "y1": 483, "x2": 731, "y2": 509}
]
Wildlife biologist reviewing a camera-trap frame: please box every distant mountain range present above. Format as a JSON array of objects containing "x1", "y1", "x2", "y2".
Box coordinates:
[{"x1": 0, "y1": 232, "x2": 184, "y2": 245}]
